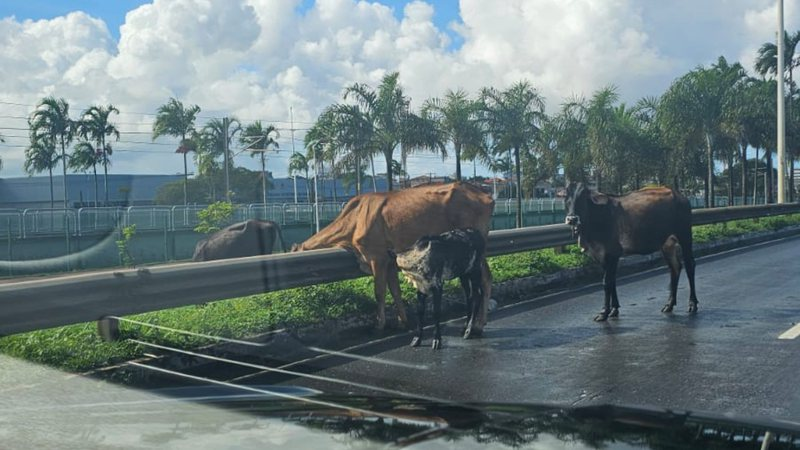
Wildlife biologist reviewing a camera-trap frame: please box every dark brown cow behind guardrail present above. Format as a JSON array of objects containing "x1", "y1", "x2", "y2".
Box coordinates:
[
  {"x1": 564, "y1": 183, "x2": 698, "y2": 321},
  {"x1": 292, "y1": 182, "x2": 495, "y2": 333},
  {"x1": 193, "y1": 219, "x2": 286, "y2": 261}
]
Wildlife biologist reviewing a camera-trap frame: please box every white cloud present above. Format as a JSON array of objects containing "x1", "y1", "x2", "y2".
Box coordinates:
[{"x1": 1, "y1": 0, "x2": 799, "y2": 181}]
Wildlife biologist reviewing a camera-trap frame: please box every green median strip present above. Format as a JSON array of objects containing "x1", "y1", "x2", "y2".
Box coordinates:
[{"x1": 1, "y1": 213, "x2": 798, "y2": 373}]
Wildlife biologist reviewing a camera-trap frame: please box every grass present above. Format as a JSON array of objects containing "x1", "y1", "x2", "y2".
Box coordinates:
[{"x1": 1, "y1": 213, "x2": 799, "y2": 373}]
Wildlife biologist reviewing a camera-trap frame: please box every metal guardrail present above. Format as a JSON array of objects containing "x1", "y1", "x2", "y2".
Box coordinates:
[{"x1": 0, "y1": 203, "x2": 798, "y2": 337}]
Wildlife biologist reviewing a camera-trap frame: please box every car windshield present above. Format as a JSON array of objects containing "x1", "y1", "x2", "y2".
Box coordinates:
[{"x1": 1, "y1": 1, "x2": 800, "y2": 449}]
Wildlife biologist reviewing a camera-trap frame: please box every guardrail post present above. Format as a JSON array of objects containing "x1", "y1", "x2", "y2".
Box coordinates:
[{"x1": 97, "y1": 316, "x2": 120, "y2": 342}]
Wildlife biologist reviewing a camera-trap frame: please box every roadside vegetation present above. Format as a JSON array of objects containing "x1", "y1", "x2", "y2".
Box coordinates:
[{"x1": 1, "y1": 213, "x2": 798, "y2": 374}]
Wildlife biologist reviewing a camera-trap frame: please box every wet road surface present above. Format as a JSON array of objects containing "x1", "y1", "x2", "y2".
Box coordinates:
[{"x1": 236, "y1": 236, "x2": 800, "y2": 420}]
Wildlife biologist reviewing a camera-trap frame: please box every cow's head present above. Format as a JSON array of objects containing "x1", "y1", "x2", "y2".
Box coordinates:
[
  {"x1": 393, "y1": 238, "x2": 434, "y2": 274},
  {"x1": 564, "y1": 182, "x2": 607, "y2": 234},
  {"x1": 290, "y1": 243, "x2": 303, "y2": 252}
]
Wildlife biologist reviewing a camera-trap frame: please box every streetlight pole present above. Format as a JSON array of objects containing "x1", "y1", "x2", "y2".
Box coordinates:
[
  {"x1": 223, "y1": 117, "x2": 231, "y2": 202},
  {"x1": 777, "y1": 0, "x2": 787, "y2": 203},
  {"x1": 291, "y1": 107, "x2": 298, "y2": 203}
]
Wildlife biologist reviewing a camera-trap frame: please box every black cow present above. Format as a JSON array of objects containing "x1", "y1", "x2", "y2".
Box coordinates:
[
  {"x1": 392, "y1": 228, "x2": 486, "y2": 349},
  {"x1": 192, "y1": 219, "x2": 286, "y2": 261},
  {"x1": 564, "y1": 183, "x2": 698, "y2": 321}
]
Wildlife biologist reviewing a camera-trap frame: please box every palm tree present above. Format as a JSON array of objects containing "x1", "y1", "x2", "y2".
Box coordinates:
[
  {"x1": 69, "y1": 141, "x2": 102, "y2": 206},
  {"x1": 198, "y1": 117, "x2": 241, "y2": 201},
  {"x1": 343, "y1": 72, "x2": 441, "y2": 190},
  {"x1": 659, "y1": 57, "x2": 746, "y2": 207},
  {"x1": 24, "y1": 129, "x2": 58, "y2": 208},
  {"x1": 152, "y1": 98, "x2": 201, "y2": 205},
  {"x1": 30, "y1": 97, "x2": 74, "y2": 208},
  {"x1": 755, "y1": 30, "x2": 800, "y2": 201},
  {"x1": 81, "y1": 105, "x2": 119, "y2": 205},
  {"x1": 479, "y1": 81, "x2": 547, "y2": 227},
  {"x1": 288, "y1": 152, "x2": 311, "y2": 202},
  {"x1": 547, "y1": 97, "x2": 591, "y2": 184},
  {"x1": 329, "y1": 103, "x2": 375, "y2": 195},
  {"x1": 422, "y1": 89, "x2": 484, "y2": 181},
  {"x1": 240, "y1": 121, "x2": 280, "y2": 205}
]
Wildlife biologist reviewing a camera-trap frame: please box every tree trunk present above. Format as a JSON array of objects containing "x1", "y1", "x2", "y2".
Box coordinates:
[
  {"x1": 740, "y1": 143, "x2": 747, "y2": 205},
  {"x1": 93, "y1": 164, "x2": 99, "y2": 207},
  {"x1": 753, "y1": 148, "x2": 759, "y2": 204},
  {"x1": 331, "y1": 161, "x2": 337, "y2": 202},
  {"x1": 767, "y1": 150, "x2": 774, "y2": 204},
  {"x1": 355, "y1": 156, "x2": 361, "y2": 196},
  {"x1": 101, "y1": 136, "x2": 109, "y2": 205},
  {"x1": 49, "y1": 166, "x2": 54, "y2": 209},
  {"x1": 727, "y1": 153, "x2": 733, "y2": 206},
  {"x1": 705, "y1": 134, "x2": 713, "y2": 208},
  {"x1": 514, "y1": 146, "x2": 522, "y2": 228},
  {"x1": 305, "y1": 168, "x2": 311, "y2": 203},
  {"x1": 370, "y1": 155, "x2": 377, "y2": 192},
  {"x1": 183, "y1": 151, "x2": 188, "y2": 205},
  {"x1": 455, "y1": 142, "x2": 462, "y2": 181},
  {"x1": 384, "y1": 149, "x2": 394, "y2": 191}
]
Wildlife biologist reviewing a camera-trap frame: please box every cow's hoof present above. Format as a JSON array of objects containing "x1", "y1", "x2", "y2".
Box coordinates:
[
  {"x1": 688, "y1": 303, "x2": 698, "y2": 314},
  {"x1": 465, "y1": 327, "x2": 483, "y2": 339},
  {"x1": 609, "y1": 308, "x2": 619, "y2": 318},
  {"x1": 594, "y1": 313, "x2": 609, "y2": 322},
  {"x1": 661, "y1": 304, "x2": 674, "y2": 313},
  {"x1": 431, "y1": 339, "x2": 442, "y2": 350},
  {"x1": 410, "y1": 336, "x2": 422, "y2": 347}
]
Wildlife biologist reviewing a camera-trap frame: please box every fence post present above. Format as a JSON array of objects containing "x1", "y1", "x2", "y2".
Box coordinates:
[{"x1": 6, "y1": 218, "x2": 12, "y2": 277}]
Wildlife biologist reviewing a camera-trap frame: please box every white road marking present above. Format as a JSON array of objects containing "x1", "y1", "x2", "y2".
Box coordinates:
[{"x1": 778, "y1": 323, "x2": 800, "y2": 340}]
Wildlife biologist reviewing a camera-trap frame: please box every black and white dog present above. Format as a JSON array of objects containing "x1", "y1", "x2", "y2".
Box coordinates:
[{"x1": 392, "y1": 228, "x2": 486, "y2": 349}]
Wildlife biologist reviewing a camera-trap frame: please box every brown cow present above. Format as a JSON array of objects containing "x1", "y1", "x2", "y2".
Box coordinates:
[
  {"x1": 564, "y1": 183, "x2": 698, "y2": 321},
  {"x1": 291, "y1": 182, "x2": 495, "y2": 333}
]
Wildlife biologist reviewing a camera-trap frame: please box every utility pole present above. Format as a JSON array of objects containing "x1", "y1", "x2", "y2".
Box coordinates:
[
  {"x1": 777, "y1": 0, "x2": 787, "y2": 203},
  {"x1": 291, "y1": 107, "x2": 298, "y2": 203},
  {"x1": 223, "y1": 117, "x2": 231, "y2": 202}
]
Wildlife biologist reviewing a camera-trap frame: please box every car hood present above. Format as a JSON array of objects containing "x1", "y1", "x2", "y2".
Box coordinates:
[{"x1": 1, "y1": 356, "x2": 799, "y2": 449}]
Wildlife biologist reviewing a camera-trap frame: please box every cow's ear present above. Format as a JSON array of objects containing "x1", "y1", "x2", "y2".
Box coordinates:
[{"x1": 589, "y1": 191, "x2": 609, "y2": 205}]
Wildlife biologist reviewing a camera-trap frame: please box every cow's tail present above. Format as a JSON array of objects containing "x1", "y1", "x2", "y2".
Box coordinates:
[{"x1": 274, "y1": 224, "x2": 287, "y2": 253}]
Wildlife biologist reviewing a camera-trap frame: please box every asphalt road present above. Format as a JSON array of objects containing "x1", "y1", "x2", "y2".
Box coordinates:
[{"x1": 232, "y1": 235, "x2": 800, "y2": 421}]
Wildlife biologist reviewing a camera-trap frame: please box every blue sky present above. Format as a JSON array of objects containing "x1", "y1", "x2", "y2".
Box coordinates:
[
  {"x1": 0, "y1": 0, "x2": 795, "y2": 179},
  {"x1": 0, "y1": 0, "x2": 464, "y2": 47}
]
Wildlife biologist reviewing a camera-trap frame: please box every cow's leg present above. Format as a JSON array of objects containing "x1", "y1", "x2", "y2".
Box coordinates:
[
  {"x1": 468, "y1": 258, "x2": 491, "y2": 337},
  {"x1": 595, "y1": 255, "x2": 619, "y2": 321},
  {"x1": 460, "y1": 275, "x2": 472, "y2": 335},
  {"x1": 410, "y1": 291, "x2": 426, "y2": 347},
  {"x1": 371, "y1": 260, "x2": 389, "y2": 331},
  {"x1": 432, "y1": 286, "x2": 443, "y2": 350},
  {"x1": 681, "y1": 237, "x2": 699, "y2": 313},
  {"x1": 386, "y1": 262, "x2": 409, "y2": 328},
  {"x1": 463, "y1": 271, "x2": 484, "y2": 340},
  {"x1": 660, "y1": 235, "x2": 682, "y2": 313}
]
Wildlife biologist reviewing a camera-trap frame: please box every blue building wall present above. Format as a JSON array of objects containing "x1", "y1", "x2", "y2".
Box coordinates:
[
  {"x1": 0, "y1": 174, "x2": 392, "y2": 208},
  {"x1": 0, "y1": 174, "x2": 183, "y2": 209},
  {"x1": 267, "y1": 177, "x2": 389, "y2": 204}
]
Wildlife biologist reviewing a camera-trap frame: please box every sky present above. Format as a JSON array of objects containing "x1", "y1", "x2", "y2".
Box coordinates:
[{"x1": 0, "y1": 0, "x2": 798, "y2": 181}]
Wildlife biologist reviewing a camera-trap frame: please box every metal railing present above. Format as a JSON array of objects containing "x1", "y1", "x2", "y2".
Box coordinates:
[
  {"x1": 1, "y1": 202, "x2": 799, "y2": 337},
  {"x1": 0, "y1": 200, "x2": 565, "y2": 237},
  {"x1": 2, "y1": 195, "x2": 787, "y2": 238}
]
